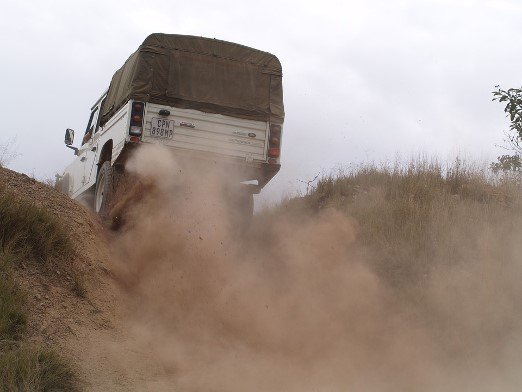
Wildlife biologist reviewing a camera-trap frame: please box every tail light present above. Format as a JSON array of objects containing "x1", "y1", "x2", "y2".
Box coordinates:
[
  {"x1": 268, "y1": 147, "x2": 280, "y2": 157},
  {"x1": 268, "y1": 124, "x2": 282, "y2": 159},
  {"x1": 129, "y1": 101, "x2": 144, "y2": 137}
]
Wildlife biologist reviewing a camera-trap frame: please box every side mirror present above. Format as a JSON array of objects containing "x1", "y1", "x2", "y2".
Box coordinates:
[
  {"x1": 65, "y1": 128, "x2": 75, "y2": 145},
  {"x1": 64, "y1": 128, "x2": 79, "y2": 154}
]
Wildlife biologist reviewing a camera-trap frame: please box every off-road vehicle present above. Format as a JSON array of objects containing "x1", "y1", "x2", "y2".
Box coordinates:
[{"x1": 59, "y1": 33, "x2": 284, "y2": 219}]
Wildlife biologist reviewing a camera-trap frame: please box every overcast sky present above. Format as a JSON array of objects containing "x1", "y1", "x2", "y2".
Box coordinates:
[{"x1": 1, "y1": 0, "x2": 522, "y2": 202}]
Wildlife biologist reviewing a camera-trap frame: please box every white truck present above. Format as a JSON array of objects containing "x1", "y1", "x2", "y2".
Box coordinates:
[{"x1": 59, "y1": 34, "x2": 284, "y2": 220}]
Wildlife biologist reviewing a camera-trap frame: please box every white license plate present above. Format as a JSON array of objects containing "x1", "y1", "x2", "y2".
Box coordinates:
[{"x1": 150, "y1": 118, "x2": 174, "y2": 139}]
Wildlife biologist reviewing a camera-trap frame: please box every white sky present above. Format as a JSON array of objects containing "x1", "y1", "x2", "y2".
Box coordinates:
[{"x1": 1, "y1": 0, "x2": 521, "y2": 202}]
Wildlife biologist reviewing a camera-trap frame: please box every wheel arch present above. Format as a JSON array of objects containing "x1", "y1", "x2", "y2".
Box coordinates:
[{"x1": 97, "y1": 140, "x2": 113, "y2": 175}]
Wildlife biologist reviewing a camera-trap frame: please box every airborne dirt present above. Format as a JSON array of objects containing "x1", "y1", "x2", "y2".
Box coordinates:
[{"x1": 3, "y1": 148, "x2": 522, "y2": 391}]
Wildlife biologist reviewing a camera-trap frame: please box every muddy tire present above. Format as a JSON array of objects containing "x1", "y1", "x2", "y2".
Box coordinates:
[{"x1": 94, "y1": 161, "x2": 115, "y2": 220}]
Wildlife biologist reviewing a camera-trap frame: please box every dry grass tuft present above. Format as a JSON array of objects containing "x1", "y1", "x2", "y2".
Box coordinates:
[
  {"x1": 0, "y1": 253, "x2": 80, "y2": 391},
  {"x1": 286, "y1": 159, "x2": 522, "y2": 288},
  {"x1": 0, "y1": 347, "x2": 79, "y2": 392},
  {"x1": 0, "y1": 185, "x2": 79, "y2": 390},
  {"x1": 0, "y1": 186, "x2": 71, "y2": 263},
  {"x1": 0, "y1": 253, "x2": 27, "y2": 343}
]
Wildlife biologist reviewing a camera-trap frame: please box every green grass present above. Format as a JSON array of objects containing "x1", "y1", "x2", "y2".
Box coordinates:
[
  {"x1": 0, "y1": 347, "x2": 79, "y2": 392},
  {"x1": 0, "y1": 254, "x2": 27, "y2": 343},
  {"x1": 0, "y1": 186, "x2": 71, "y2": 263}
]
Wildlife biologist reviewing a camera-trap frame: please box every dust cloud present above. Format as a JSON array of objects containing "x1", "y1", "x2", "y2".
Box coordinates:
[{"x1": 108, "y1": 145, "x2": 522, "y2": 391}]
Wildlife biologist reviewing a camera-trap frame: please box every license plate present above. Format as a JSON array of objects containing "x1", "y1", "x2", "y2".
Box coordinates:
[{"x1": 150, "y1": 118, "x2": 174, "y2": 139}]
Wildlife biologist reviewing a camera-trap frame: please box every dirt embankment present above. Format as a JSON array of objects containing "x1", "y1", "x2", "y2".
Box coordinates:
[
  {"x1": 0, "y1": 168, "x2": 105, "y2": 335},
  {"x1": 2, "y1": 150, "x2": 522, "y2": 391},
  {"x1": 0, "y1": 167, "x2": 129, "y2": 390}
]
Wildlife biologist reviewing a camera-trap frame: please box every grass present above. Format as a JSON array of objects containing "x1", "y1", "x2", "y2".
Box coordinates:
[
  {"x1": 0, "y1": 253, "x2": 79, "y2": 391},
  {"x1": 0, "y1": 186, "x2": 79, "y2": 390},
  {"x1": 0, "y1": 255, "x2": 80, "y2": 392},
  {"x1": 0, "y1": 254, "x2": 27, "y2": 343},
  {"x1": 0, "y1": 347, "x2": 79, "y2": 392},
  {"x1": 0, "y1": 186, "x2": 71, "y2": 263},
  {"x1": 285, "y1": 158, "x2": 522, "y2": 288}
]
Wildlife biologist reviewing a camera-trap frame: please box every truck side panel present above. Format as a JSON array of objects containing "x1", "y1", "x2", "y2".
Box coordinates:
[{"x1": 68, "y1": 103, "x2": 130, "y2": 199}]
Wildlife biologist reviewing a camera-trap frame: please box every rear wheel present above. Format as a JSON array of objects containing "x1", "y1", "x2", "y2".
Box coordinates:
[{"x1": 94, "y1": 161, "x2": 115, "y2": 219}]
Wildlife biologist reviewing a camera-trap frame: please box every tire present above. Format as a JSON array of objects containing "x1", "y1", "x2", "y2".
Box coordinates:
[{"x1": 94, "y1": 161, "x2": 115, "y2": 219}]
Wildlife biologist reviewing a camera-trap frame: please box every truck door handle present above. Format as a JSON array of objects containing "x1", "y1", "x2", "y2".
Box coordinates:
[
  {"x1": 80, "y1": 157, "x2": 87, "y2": 162},
  {"x1": 91, "y1": 147, "x2": 97, "y2": 152}
]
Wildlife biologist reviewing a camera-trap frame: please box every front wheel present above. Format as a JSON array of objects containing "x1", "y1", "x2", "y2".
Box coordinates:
[{"x1": 94, "y1": 161, "x2": 115, "y2": 220}]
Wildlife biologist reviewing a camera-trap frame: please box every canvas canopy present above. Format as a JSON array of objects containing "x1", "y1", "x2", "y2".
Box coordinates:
[{"x1": 101, "y1": 33, "x2": 284, "y2": 125}]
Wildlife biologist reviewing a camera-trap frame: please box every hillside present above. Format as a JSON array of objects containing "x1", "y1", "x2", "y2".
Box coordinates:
[
  {"x1": 0, "y1": 167, "x2": 125, "y2": 390},
  {"x1": 1, "y1": 153, "x2": 522, "y2": 391}
]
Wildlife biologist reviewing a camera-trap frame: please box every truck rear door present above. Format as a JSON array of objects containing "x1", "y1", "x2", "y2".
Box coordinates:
[{"x1": 142, "y1": 103, "x2": 268, "y2": 162}]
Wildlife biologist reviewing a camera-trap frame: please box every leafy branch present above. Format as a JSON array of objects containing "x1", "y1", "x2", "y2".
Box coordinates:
[{"x1": 492, "y1": 86, "x2": 522, "y2": 155}]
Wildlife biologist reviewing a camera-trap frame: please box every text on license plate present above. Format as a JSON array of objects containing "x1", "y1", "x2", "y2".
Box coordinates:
[{"x1": 150, "y1": 118, "x2": 174, "y2": 138}]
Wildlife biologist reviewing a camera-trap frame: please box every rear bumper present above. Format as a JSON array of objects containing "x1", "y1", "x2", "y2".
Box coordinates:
[{"x1": 115, "y1": 142, "x2": 280, "y2": 191}]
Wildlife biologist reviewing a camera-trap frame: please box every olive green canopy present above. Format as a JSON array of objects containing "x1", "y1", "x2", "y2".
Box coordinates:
[{"x1": 101, "y1": 33, "x2": 284, "y2": 125}]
